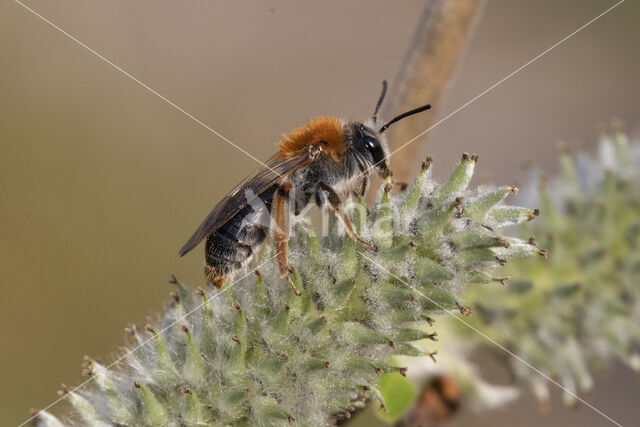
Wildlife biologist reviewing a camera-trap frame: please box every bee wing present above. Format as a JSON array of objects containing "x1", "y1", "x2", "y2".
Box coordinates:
[{"x1": 178, "y1": 150, "x2": 314, "y2": 256}]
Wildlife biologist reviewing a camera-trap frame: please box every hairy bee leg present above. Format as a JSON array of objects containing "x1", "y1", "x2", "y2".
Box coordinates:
[
  {"x1": 272, "y1": 182, "x2": 302, "y2": 296},
  {"x1": 353, "y1": 174, "x2": 369, "y2": 199},
  {"x1": 204, "y1": 264, "x2": 227, "y2": 289},
  {"x1": 318, "y1": 182, "x2": 376, "y2": 250}
]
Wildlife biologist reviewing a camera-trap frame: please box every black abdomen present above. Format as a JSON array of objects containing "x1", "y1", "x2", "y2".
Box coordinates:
[{"x1": 204, "y1": 185, "x2": 277, "y2": 284}]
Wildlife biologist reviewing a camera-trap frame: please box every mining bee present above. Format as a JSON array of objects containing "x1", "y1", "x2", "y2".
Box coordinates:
[{"x1": 179, "y1": 81, "x2": 430, "y2": 295}]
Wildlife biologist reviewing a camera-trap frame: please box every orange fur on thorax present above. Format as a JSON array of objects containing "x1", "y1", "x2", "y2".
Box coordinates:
[{"x1": 277, "y1": 117, "x2": 345, "y2": 161}]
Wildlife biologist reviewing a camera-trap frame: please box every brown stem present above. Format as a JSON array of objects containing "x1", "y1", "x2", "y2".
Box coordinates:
[{"x1": 384, "y1": 0, "x2": 487, "y2": 183}]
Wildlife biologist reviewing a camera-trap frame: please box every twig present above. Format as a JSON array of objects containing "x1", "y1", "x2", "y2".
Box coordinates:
[{"x1": 385, "y1": 0, "x2": 487, "y2": 182}]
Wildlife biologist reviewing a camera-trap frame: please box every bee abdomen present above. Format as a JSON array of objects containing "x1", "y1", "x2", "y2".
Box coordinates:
[
  {"x1": 204, "y1": 227, "x2": 266, "y2": 287},
  {"x1": 203, "y1": 188, "x2": 274, "y2": 288}
]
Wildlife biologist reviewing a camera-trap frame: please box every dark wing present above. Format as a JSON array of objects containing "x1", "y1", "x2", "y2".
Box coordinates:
[{"x1": 178, "y1": 150, "x2": 313, "y2": 256}]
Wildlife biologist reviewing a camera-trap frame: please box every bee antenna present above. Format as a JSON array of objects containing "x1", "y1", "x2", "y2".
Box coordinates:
[
  {"x1": 372, "y1": 80, "x2": 388, "y2": 123},
  {"x1": 378, "y1": 104, "x2": 431, "y2": 134}
]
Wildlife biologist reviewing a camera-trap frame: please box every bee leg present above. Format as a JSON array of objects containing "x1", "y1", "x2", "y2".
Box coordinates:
[
  {"x1": 272, "y1": 182, "x2": 302, "y2": 296},
  {"x1": 318, "y1": 182, "x2": 376, "y2": 250},
  {"x1": 204, "y1": 264, "x2": 227, "y2": 289},
  {"x1": 352, "y1": 173, "x2": 369, "y2": 199}
]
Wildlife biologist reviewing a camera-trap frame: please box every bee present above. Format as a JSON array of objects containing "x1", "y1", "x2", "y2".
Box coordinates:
[{"x1": 178, "y1": 81, "x2": 430, "y2": 295}]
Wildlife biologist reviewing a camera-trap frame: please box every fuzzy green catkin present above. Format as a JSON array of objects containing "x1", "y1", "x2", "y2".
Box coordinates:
[
  {"x1": 455, "y1": 131, "x2": 640, "y2": 408},
  {"x1": 33, "y1": 154, "x2": 537, "y2": 426}
]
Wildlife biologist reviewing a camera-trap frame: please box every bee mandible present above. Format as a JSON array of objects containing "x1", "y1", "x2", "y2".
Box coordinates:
[{"x1": 179, "y1": 81, "x2": 430, "y2": 295}]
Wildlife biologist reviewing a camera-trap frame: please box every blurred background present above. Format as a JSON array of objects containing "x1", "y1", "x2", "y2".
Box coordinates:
[{"x1": 1, "y1": 0, "x2": 639, "y2": 425}]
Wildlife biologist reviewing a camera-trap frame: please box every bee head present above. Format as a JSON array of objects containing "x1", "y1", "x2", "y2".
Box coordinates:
[
  {"x1": 349, "y1": 81, "x2": 431, "y2": 177},
  {"x1": 350, "y1": 122, "x2": 390, "y2": 177}
]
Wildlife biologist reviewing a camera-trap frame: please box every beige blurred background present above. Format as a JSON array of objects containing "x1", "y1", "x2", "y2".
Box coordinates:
[{"x1": 1, "y1": 0, "x2": 639, "y2": 425}]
